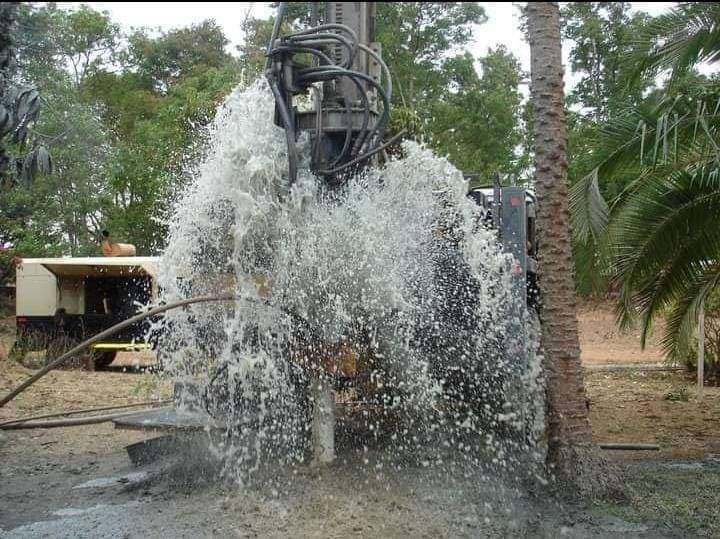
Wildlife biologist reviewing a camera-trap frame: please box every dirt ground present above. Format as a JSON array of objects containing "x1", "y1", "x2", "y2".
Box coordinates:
[
  {"x1": 588, "y1": 370, "x2": 720, "y2": 461},
  {"x1": 1, "y1": 305, "x2": 719, "y2": 537},
  {"x1": 578, "y1": 301, "x2": 667, "y2": 364}
]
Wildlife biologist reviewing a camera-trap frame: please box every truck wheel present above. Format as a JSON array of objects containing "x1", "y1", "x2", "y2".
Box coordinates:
[
  {"x1": 8, "y1": 341, "x2": 28, "y2": 363},
  {"x1": 93, "y1": 350, "x2": 118, "y2": 370},
  {"x1": 44, "y1": 336, "x2": 84, "y2": 369}
]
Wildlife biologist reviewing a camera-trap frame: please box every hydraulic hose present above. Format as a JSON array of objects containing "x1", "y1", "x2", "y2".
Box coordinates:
[
  {"x1": 0, "y1": 294, "x2": 237, "y2": 409},
  {"x1": 358, "y1": 43, "x2": 392, "y2": 103},
  {"x1": 268, "y1": 78, "x2": 298, "y2": 185},
  {"x1": 265, "y1": 4, "x2": 395, "y2": 181},
  {"x1": 0, "y1": 407, "x2": 173, "y2": 430},
  {"x1": 265, "y1": 2, "x2": 286, "y2": 71},
  {"x1": 299, "y1": 68, "x2": 391, "y2": 165},
  {"x1": 0, "y1": 399, "x2": 172, "y2": 428},
  {"x1": 317, "y1": 129, "x2": 406, "y2": 176}
]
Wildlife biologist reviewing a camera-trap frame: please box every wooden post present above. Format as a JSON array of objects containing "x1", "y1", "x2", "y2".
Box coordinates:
[{"x1": 698, "y1": 300, "x2": 705, "y2": 399}]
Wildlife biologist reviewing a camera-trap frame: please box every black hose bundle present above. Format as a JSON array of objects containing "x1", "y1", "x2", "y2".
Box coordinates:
[{"x1": 265, "y1": 3, "x2": 393, "y2": 185}]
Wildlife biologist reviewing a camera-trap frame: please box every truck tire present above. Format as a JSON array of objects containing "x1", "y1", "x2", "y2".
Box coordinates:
[{"x1": 93, "y1": 350, "x2": 118, "y2": 370}]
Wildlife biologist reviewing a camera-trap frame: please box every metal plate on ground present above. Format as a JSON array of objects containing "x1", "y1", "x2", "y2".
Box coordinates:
[{"x1": 112, "y1": 407, "x2": 221, "y2": 432}]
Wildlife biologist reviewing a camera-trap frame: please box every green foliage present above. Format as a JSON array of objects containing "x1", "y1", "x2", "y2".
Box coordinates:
[
  {"x1": 376, "y1": 2, "x2": 487, "y2": 133},
  {"x1": 568, "y1": 2, "x2": 720, "y2": 364},
  {"x1": 562, "y1": 3, "x2": 652, "y2": 121},
  {"x1": 427, "y1": 47, "x2": 526, "y2": 181},
  {"x1": 663, "y1": 385, "x2": 689, "y2": 401},
  {"x1": 2, "y1": 3, "x2": 242, "y2": 257},
  {"x1": 125, "y1": 21, "x2": 233, "y2": 91}
]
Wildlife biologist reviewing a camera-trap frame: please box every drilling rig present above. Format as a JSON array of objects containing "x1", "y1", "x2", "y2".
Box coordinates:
[
  {"x1": 263, "y1": 2, "x2": 533, "y2": 463},
  {"x1": 265, "y1": 2, "x2": 392, "y2": 187},
  {"x1": 115, "y1": 2, "x2": 534, "y2": 466}
]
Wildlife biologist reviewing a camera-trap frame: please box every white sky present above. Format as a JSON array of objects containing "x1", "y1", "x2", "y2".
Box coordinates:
[{"x1": 64, "y1": 2, "x2": 678, "y2": 92}]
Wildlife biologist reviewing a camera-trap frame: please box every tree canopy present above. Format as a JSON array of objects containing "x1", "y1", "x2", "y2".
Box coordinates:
[{"x1": 0, "y1": 1, "x2": 531, "y2": 270}]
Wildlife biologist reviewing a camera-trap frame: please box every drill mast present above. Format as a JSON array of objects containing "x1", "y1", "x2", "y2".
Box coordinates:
[{"x1": 265, "y1": 2, "x2": 390, "y2": 186}]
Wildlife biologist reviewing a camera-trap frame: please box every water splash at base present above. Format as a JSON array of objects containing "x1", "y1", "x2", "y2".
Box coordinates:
[{"x1": 155, "y1": 81, "x2": 545, "y2": 487}]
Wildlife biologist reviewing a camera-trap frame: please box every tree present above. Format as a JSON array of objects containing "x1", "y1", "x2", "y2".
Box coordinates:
[
  {"x1": 2, "y1": 4, "x2": 113, "y2": 256},
  {"x1": 0, "y1": 2, "x2": 51, "y2": 191},
  {"x1": 526, "y1": 2, "x2": 622, "y2": 496},
  {"x1": 375, "y1": 2, "x2": 486, "y2": 138},
  {"x1": 125, "y1": 21, "x2": 233, "y2": 92},
  {"x1": 562, "y1": 3, "x2": 651, "y2": 122},
  {"x1": 569, "y1": 3, "x2": 720, "y2": 367},
  {"x1": 429, "y1": 46, "x2": 526, "y2": 181},
  {"x1": 51, "y1": 4, "x2": 119, "y2": 86},
  {"x1": 87, "y1": 21, "x2": 242, "y2": 253}
]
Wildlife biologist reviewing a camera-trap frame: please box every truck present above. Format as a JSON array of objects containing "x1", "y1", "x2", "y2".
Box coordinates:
[
  {"x1": 11, "y1": 256, "x2": 159, "y2": 369},
  {"x1": 467, "y1": 184, "x2": 539, "y2": 310}
]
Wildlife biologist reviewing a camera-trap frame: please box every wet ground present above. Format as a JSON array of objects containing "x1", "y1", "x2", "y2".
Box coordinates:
[{"x1": 0, "y1": 428, "x2": 692, "y2": 538}]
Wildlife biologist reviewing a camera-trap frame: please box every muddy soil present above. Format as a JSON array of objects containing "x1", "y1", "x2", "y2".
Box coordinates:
[
  {"x1": 1, "y1": 311, "x2": 717, "y2": 537},
  {"x1": 0, "y1": 427, "x2": 685, "y2": 538}
]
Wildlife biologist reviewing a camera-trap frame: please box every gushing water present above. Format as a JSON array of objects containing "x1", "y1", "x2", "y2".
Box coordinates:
[{"x1": 155, "y1": 81, "x2": 544, "y2": 486}]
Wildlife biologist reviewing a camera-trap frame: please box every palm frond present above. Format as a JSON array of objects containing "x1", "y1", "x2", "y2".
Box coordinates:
[
  {"x1": 609, "y1": 165, "x2": 720, "y2": 343},
  {"x1": 570, "y1": 90, "x2": 720, "y2": 245},
  {"x1": 569, "y1": 168, "x2": 609, "y2": 243},
  {"x1": 631, "y1": 3, "x2": 720, "y2": 84},
  {"x1": 661, "y1": 261, "x2": 720, "y2": 360}
]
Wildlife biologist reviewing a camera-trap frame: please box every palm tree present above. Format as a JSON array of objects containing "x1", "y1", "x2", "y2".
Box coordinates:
[
  {"x1": 0, "y1": 2, "x2": 50, "y2": 190},
  {"x1": 570, "y1": 3, "x2": 720, "y2": 368},
  {"x1": 526, "y1": 2, "x2": 620, "y2": 492}
]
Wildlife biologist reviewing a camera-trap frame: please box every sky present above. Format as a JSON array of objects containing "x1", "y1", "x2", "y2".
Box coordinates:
[{"x1": 68, "y1": 2, "x2": 678, "y2": 91}]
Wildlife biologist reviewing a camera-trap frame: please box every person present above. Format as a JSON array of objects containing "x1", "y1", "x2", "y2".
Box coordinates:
[{"x1": 100, "y1": 230, "x2": 136, "y2": 257}]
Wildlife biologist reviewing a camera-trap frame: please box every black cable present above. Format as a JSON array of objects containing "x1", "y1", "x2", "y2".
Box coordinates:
[
  {"x1": 287, "y1": 24, "x2": 358, "y2": 43},
  {"x1": 335, "y1": 73, "x2": 370, "y2": 158},
  {"x1": 265, "y1": 2, "x2": 286, "y2": 72},
  {"x1": 299, "y1": 69, "x2": 371, "y2": 166},
  {"x1": 269, "y1": 46, "x2": 360, "y2": 169},
  {"x1": 269, "y1": 78, "x2": 298, "y2": 185},
  {"x1": 299, "y1": 68, "x2": 390, "y2": 152},
  {"x1": 287, "y1": 24, "x2": 359, "y2": 67},
  {"x1": 312, "y1": 86, "x2": 323, "y2": 165},
  {"x1": 317, "y1": 129, "x2": 406, "y2": 177},
  {"x1": 270, "y1": 46, "x2": 335, "y2": 67},
  {"x1": 265, "y1": 6, "x2": 395, "y2": 183},
  {"x1": 332, "y1": 94, "x2": 354, "y2": 168},
  {"x1": 318, "y1": 72, "x2": 370, "y2": 167},
  {"x1": 289, "y1": 34, "x2": 356, "y2": 69},
  {"x1": 358, "y1": 43, "x2": 392, "y2": 103},
  {"x1": 279, "y1": 64, "x2": 370, "y2": 168}
]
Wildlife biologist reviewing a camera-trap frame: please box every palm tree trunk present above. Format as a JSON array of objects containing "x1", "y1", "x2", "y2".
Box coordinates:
[{"x1": 526, "y1": 3, "x2": 622, "y2": 495}]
